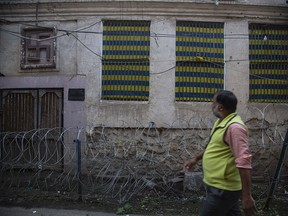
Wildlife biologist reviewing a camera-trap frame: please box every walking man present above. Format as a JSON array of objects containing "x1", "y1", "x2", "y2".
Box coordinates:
[{"x1": 183, "y1": 90, "x2": 257, "y2": 216}]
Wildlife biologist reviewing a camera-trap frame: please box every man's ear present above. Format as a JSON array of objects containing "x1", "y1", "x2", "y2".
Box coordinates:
[{"x1": 218, "y1": 105, "x2": 223, "y2": 111}]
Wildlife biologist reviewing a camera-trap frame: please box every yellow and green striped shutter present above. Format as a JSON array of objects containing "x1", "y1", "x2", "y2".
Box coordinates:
[
  {"x1": 102, "y1": 20, "x2": 150, "y2": 101},
  {"x1": 249, "y1": 24, "x2": 288, "y2": 103},
  {"x1": 175, "y1": 21, "x2": 224, "y2": 102}
]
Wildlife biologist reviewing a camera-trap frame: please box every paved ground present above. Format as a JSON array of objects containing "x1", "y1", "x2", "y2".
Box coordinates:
[{"x1": 0, "y1": 206, "x2": 144, "y2": 216}]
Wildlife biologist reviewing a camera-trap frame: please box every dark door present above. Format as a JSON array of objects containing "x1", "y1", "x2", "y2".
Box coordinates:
[{"x1": 0, "y1": 89, "x2": 63, "y2": 170}]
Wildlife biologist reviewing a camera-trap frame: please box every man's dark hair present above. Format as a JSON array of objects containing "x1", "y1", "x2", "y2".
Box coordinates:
[{"x1": 215, "y1": 90, "x2": 237, "y2": 112}]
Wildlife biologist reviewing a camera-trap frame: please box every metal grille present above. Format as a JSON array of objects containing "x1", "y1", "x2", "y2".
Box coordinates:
[
  {"x1": 102, "y1": 20, "x2": 150, "y2": 101},
  {"x1": 175, "y1": 21, "x2": 224, "y2": 102},
  {"x1": 249, "y1": 24, "x2": 288, "y2": 103}
]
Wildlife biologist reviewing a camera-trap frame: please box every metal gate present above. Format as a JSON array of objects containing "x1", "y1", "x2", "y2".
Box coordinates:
[{"x1": 0, "y1": 89, "x2": 63, "y2": 170}]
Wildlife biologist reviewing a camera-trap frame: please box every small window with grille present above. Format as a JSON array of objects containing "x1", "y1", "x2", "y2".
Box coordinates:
[
  {"x1": 249, "y1": 24, "x2": 288, "y2": 103},
  {"x1": 101, "y1": 20, "x2": 150, "y2": 101},
  {"x1": 21, "y1": 27, "x2": 56, "y2": 69},
  {"x1": 175, "y1": 21, "x2": 224, "y2": 102}
]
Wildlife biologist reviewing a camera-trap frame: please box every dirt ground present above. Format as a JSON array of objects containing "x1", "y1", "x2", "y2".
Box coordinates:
[
  {"x1": 0, "y1": 183, "x2": 288, "y2": 216},
  {"x1": 0, "y1": 187, "x2": 200, "y2": 215}
]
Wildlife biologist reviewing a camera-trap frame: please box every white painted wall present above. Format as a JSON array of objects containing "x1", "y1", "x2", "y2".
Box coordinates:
[{"x1": 224, "y1": 21, "x2": 250, "y2": 113}]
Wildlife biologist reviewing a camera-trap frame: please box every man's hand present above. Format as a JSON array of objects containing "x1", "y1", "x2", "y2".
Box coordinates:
[
  {"x1": 183, "y1": 150, "x2": 204, "y2": 172},
  {"x1": 242, "y1": 195, "x2": 257, "y2": 216},
  {"x1": 238, "y1": 168, "x2": 257, "y2": 216},
  {"x1": 183, "y1": 158, "x2": 197, "y2": 172}
]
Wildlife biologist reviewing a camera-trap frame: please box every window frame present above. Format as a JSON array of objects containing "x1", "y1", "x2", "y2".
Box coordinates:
[{"x1": 21, "y1": 27, "x2": 57, "y2": 70}]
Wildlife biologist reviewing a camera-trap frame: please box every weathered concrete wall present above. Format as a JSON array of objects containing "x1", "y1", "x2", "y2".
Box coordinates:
[{"x1": 85, "y1": 122, "x2": 288, "y2": 181}]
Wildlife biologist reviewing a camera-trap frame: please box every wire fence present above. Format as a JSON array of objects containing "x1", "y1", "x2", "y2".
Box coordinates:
[{"x1": 0, "y1": 118, "x2": 287, "y2": 207}]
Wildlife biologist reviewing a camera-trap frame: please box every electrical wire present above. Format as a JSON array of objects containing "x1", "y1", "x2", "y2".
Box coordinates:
[
  {"x1": 1, "y1": 18, "x2": 282, "y2": 40},
  {"x1": 0, "y1": 27, "x2": 69, "y2": 41},
  {"x1": 70, "y1": 33, "x2": 102, "y2": 58},
  {"x1": 0, "y1": 19, "x2": 287, "y2": 83}
]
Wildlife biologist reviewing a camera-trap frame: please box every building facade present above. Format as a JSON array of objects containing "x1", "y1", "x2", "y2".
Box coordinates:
[{"x1": 0, "y1": 0, "x2": 287, "y2": 177}]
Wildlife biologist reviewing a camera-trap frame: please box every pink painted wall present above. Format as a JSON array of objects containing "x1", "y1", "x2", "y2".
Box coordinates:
[{"x1": 0, "y1": 75, "x2": 86, "y2": 130}]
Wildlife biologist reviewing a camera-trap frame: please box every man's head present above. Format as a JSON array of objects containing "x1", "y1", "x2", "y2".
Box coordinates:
[{"x1": 212, "y1": 90, "x2": 238, "y2": 118}]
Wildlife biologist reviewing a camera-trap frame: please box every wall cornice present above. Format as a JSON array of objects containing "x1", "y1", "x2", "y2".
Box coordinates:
[
  {"x1": 0, "y1": 1, "x2": 287, "y2": 22},
  {"x1": 0, "y1": 0, "x2": 287, "y2": 7}
]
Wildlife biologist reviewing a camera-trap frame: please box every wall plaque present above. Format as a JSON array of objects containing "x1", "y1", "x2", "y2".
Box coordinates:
[{"x1": 68, "y1": 88, "x2": 85, "y2": 101}]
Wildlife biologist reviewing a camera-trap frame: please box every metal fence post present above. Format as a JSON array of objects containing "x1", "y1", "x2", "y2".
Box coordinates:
[
  {"x1": 74, "y1": 138, "x2": 82, "y2": 200},
  {"x1": 264, "y1": 129, "x2": 288, "y2": 209}
]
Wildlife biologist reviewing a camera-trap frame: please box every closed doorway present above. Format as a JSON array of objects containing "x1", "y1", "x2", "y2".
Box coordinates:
[{"x1": 0, "y1": 89, "x2": 63, "y2": 170}]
